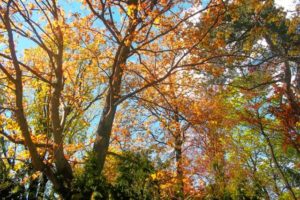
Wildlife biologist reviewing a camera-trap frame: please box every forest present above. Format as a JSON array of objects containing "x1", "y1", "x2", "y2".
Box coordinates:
[{"x1": 0, "y1": 0, "x2": 299, "y2": 199}]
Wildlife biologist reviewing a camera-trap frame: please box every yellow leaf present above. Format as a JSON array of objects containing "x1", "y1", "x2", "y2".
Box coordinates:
[
  {"x1": 154, "y1": 17, "x2": 161, "y2": 24},
  {"x1": 127, "y1": 5, "x2": 136, "y2": 18}
]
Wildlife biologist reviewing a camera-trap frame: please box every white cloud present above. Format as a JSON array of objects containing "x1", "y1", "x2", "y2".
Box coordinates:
[{"x1": 275, "y1": 0, "x2": 299, "y2": 17}]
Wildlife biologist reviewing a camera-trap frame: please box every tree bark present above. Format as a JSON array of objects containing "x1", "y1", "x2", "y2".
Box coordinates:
[
  {"x1": 284, "y1": 61, "x2": 300, "y2": 116},
  {"x1": 93, "y1": 44, "x2": 130, "y2": 172},
  {"x1": 92, "y1": 0, "x2": 140, "y2": 172},
  {"x1": 49, "y1": 54, "x2": 73, "y2": 183},
  {"x1": 174, "y1": 108, "x2": 184, "y2": 200}
]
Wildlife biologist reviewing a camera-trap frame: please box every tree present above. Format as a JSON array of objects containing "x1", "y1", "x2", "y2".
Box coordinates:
[
  {"x1": 0, "y1": 0, "x2": 299, "y2": 199},
  {"x1": 0, "y1": 0, "x2": 226, "y2": 198}
]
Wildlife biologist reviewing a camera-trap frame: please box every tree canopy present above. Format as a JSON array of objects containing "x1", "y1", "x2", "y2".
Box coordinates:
[{"x1": 0, "y1": 0, "x2": 299, "y2": 199}]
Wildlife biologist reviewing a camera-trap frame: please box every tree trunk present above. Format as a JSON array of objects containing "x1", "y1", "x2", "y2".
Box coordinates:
[
  {"x1": 50, "y1": 1, "x2": 73, "y2": 183},
  {"x1": 174, "y1": 109, "x2": 184, "y2": 200},
  {"x1": 174, "y1": 133, "x2": 184, "y2": 199},
  {"x1": 93, "y1": 44, "x2": 130, "y2": 172},
  {"x1": 284, "y1": 62, "x2": 300, "y2": 116},
  {"x1": 3, "y1": 2, "x2": 70, "y2": 197},
  {"x1": 50, "y1": 59, "x2": 73, "y2": 183},
  {"x1": 92, "y1": 2, "x2": 139, "y2": 171}
]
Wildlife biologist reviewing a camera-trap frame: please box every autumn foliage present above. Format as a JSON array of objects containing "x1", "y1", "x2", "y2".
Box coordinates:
[{"x1": 0, "y1": 0, "x2": 299, "y2": 199}]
